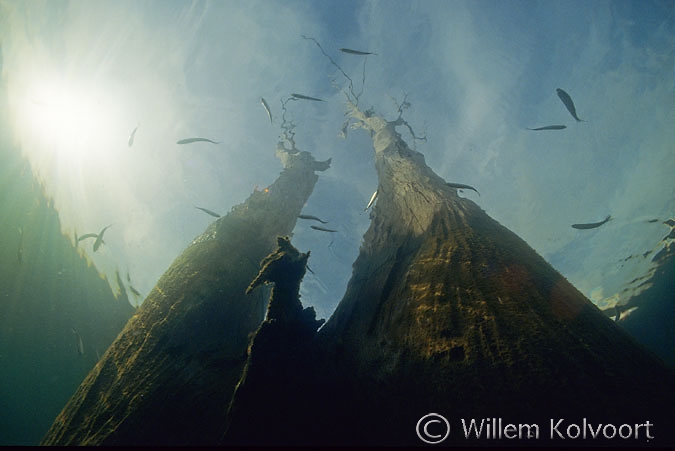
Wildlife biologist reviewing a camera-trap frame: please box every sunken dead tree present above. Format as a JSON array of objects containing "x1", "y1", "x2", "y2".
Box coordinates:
[
  {"x1": 201, "y1": 36, "x2": 675, "y2": 446},
  {"x1": 223, "y1": 236, "x2": 324, "y2": 445},
  {"x1": 309, "y1": 100, "x2": 675, "y2": 445},
  {"x1": 41, "y1": 135, "x2": 330, "y2": 445}
]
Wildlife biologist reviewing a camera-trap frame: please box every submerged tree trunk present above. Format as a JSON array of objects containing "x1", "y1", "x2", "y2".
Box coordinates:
[
  {"x1": 309, "y1": 105, "x2": 674, "y2": 445},
  {"x1": 222, "y1": 237, "x2": 324, "y2": 445},
  {"x1": 41, "y1": 147, "x2": 330, "y2": 445}
]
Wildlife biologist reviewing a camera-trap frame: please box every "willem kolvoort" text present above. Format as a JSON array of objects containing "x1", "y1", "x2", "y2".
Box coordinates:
[{"x1": 460, "y1": 418, "x2": 654, "y2": 440}]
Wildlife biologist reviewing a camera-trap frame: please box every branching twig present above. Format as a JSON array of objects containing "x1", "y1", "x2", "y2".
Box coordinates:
[
  {"x1": 301, "y1": 35, "x2": 361, "y2": 105},
  {"x1": 356, "y1": 57, "x2": 367, "y2": 102},
  {"x1": 302, "y1": 35, "x2": 425, "y2": 149},
  {"x1": 388, "y1": 93, "x2": 426, "y2": 149},
  {"x1": 397, "y1": 117, "x2": 426, "y2": 141},
  {"x1": 279, "y1": 97, "x2": 298, "y2": 152},
  {"x1": 388, "y1": 93, "x2": 412, "y2": 120}
]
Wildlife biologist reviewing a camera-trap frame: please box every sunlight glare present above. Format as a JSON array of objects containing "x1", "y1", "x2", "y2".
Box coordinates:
[
  {"x1": 15, "y1": 75, "x2": 126, "y2": 165},
  {"x1": 9, "y1": 70, "x2": 134, "y2": 262}
]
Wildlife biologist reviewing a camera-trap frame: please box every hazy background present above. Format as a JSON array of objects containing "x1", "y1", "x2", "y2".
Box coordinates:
[
  {"x1": 1, "y1": 0, "x2": 673, "y2": 324},
  {"x1": 1, "y1": 0, "x2": 673, "y2": 445}
]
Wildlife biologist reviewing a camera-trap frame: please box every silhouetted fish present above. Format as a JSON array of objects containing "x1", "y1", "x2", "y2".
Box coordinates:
[
  {"x1": 310, "y1": 225, "x2": 338, "y2": 233},
  {"x1": 71, "y1": 328, "x2": 84, "y2": 355},
  {"x1": 128, "y1": 285, "x2": 142, "y2": 297},
  {"x1": 17, "y1": 226, "x2": 24, "y2": 263},
  {"x1": 446, "y1": 182, "x2": 480, "y2": 196},
  {"x1": 177, "y1": 137, "x2": 220, "y2": 145},
  {"x1": 571, "y1": 215, "x2": 611, "y2": 230},
  {"x1": 527, "y1": 125, "x2": 567, "y2": 131},
  {"x1": 298, "y1": 214, "x2": 328, "y2": 224},
  {"x1": 195, "y1": 206, "x2": 221, "y2": 218},
  {"x1": 290, "y1": 93, "x2": 324, "y2": 102},
  {"x1": 77, "y1": 233, "x2": 98, "y2": 242},
  {"x1": 556, "y1": 88, "x2": 584, "y2": 122},
  {"x1": 339, "y1": 48, "x2": 377, "y2": 56},
  {"x1": 128, "y1": 124, "x2": 139, "y2": 147},
  {"x1": 93, "y1": 224, "x2": 113, "y2": 251},
  {"x1": 260, "y1": 97, "x2": 273, "y2": 124}
]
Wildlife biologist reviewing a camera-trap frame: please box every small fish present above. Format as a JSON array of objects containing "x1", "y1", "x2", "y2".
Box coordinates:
[
  {"x1": 556, "y1": 88, "x2": 584, "y2": 122},
  {"x1": 128, "y1": 285, "x2": 142, "y2": 297},
  {"x1": 365, "y1": 190, "x2": 378, "y2": 211},
  {"x1": 195, "y1": 206, "x2": 221, "y2": 218},
  {"x1": 260, "y1": 97, "x2": 273, "y2": 124},
  {"x1": 339, "y1": 48, "x2": 377, "y2": 56},
  {"x1": 177, "y1": 137, "x2": 220, "y2": 145},
  {"x1": 298, "y1": 214, "x2": 328, "y2": 224},
  {"x1": 71, "y1": 328, "x2": 84, "y2": 356},
  {"x1": 17, "y1": 226, "x2": 24, "y2": 263},
  {"x1": 619, "y1": 306, "x2": 638, "y2": 321},
  {"x1": 446, "y1": 182, "x2": 480, "y2": 196},
  {"x1": 128, "y1": 124, "x2": 139, "y2": 147},
  {"x1": 310, "y1": 225, "x2": 338, "y2": 233},
  {"x1": 527, "y1": 125, "x2": 567, "y2": 131},
  {"x1": 93, "y1": 224, "x2": 113, "y2": 252},
  {"x1": 646, "y1": 218, "x2": 659, "y2": 223},
  {"x1": 571, "y1": 215, "x2": 611, "y2": 230},
  {"x1": 290, "y1": 93, "x2": 324, "y2": 102},
  {"x1": 77, "y1": 233, "x2": 98, "y2": 242}
]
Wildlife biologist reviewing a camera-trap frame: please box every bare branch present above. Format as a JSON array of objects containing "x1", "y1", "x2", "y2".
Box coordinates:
[
  {"x1": 279, "y1": 97, "x2": 298, "y2": 152},
  {"x1": 356, "y1": 57, "x2": 367, "y2": 102},
  {"x1": 301, "y1": 34, "x2": 361, "y2": 105},
  {"x1": 387, "y1": 93, "x2": 426, "y2": 149}
]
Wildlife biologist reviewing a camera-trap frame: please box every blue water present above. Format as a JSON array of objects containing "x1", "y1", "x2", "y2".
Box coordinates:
[{"x1": 1, "y1": 0, "x2": 673, "y2": 445}]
